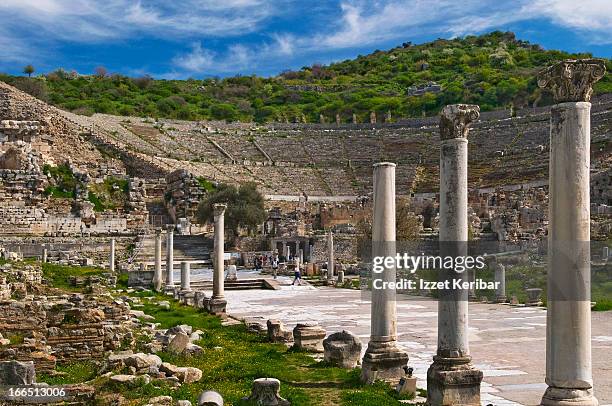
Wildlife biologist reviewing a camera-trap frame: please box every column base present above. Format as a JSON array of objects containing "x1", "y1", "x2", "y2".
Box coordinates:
[
  {"x1": 360, "y1": 339, "x2": 409, "y2": 384},
  {"x1": 426, "y1": 356, "x2": 483, "y2": 406},
  {"x1": 207, "y1": 297, "x2": 227, "y2": 316},
  {"x1": 495, "y1": 295, "x2": 507, "y2": 303},
  {"x1": 541, "y1": 386, "x2": 598, "y2": 406}
]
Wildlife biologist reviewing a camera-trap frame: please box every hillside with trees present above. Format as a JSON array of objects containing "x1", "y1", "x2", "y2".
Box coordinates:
[{"x1": 1, "y1": 31, "x2": 611, "y2": 123}]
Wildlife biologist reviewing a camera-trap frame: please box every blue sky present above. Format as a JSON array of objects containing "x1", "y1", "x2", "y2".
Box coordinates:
[{"x1": 1, "y1": 0, "x2": 611, "y2": 79}]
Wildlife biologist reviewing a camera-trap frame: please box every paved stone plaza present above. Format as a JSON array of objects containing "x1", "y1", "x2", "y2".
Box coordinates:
[{"x1": 192, "y1": 271, "x2": 612, "y2": 406}]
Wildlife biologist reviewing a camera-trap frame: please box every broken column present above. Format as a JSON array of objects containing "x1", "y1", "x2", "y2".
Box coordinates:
[
  {"x1": 165, "y1": 225, "x2": 174, "y2": 287},
  {"x1": 243, "y1": 378, "x2": 289, "y2": 406},
  {"x1": 153, "y1": 230, "x2": 163, "y2": 291},
  {"x1": 427, "y1": 104, "x2": 482, "y2": 405},
  {"x1": 42, "y1": 248, "x2": 47, "y2": 263},
  {"x1": 209, "y1": 203, "x2": 227, "y2": 315},
  {"x1": 327, "y1": 231, "x2": 334, "y2": 282},
  {"x1": 109, "y1": 238, "x2": 115, "y2": 273},
  {"x1": 361, "y1": 162, "x2": 408, "y2": 383},
  {"x1": 181, "y1": 261, "x2": 191, "y2": 291},
  {"x1": 537, "y1": 59, "x2": 605, "y2": 406}
]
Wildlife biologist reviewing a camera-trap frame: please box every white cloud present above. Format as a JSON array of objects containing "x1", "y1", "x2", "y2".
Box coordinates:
[
  {"x1": 315, "y1": 0, "x2": 612, "y2": 49},
  {"x1": 0, "y1": 0, "x2": 284, "y2": 42},
  {"x1": 2, "y1": 0, "x2": 611, "y2": 74}
]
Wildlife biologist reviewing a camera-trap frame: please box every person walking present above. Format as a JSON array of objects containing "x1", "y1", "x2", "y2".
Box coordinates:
[
  {"x1": 271, "y1": 255, "x2": 279, "y2": 279},
  {"x1": 291, "y1": 259, "x2": 302, "y2": 286}
]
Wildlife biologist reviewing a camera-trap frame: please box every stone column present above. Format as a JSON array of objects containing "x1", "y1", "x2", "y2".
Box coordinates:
[
  {"x1": 153, "y1": 230, "x2": 163, "y2": 291},
  {"x1": 361, "y1": 162, "x2": 408, "y2": 383},
  {"x1": 537, "y1": 59, "x2": 605, "y2": 406},
  {"x1": 42, "y1": 248, "x2": 47, "y2": 263},
  {"x1": 209, "y1": 203, "x2": 227, "y2": 315},
  {"x1": 181, "y1": 261, "x2": 191, "y2": 291},
  {"x1": 327, "y1": 231, "x2": 334, "y2": 282},
  {"x1": 494, "y1": 262, "x2": 506, "y2": 303},
  {"x1": 109, "y1": 238, "x2": 116, "y2": 273},
  {"x1": 427, "y1": 104, "x2": 482, "y2": 406},
  {"x1": 165, "y1": 226, "x2": 174, "y2": 287}
]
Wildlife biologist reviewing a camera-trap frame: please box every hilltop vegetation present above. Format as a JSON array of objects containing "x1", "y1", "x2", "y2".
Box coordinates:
[{"x1": 1, "y1": 31, "x2": 611, "y2": 123}]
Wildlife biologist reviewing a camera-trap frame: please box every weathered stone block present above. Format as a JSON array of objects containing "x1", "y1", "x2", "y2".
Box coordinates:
[
  {"x1": 323, "y1": 330, "x2": 361, "y2": 368},
  {"x1": 293, "y1": 322, "x2": 326, "y2": 353}
]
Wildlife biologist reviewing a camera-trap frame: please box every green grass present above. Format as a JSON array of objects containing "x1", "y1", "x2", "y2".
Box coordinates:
[
  {"x1": 42, "y1": 262, "x2": 106, "y2": 291},
  {"x1": 592, "y1": 299, "x2": 612, "y2": 311},
  {"x1": 102, "y1": 291, "x2": 410, "y2": 405},
  {"x1": 38, "y1": 361, "x2": 98, "y2": 385}
]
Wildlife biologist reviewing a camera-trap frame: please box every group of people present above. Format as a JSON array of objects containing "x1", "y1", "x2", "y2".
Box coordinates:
[{"x1": 251, "y1": 252, "x2": 303, "y2": 286}]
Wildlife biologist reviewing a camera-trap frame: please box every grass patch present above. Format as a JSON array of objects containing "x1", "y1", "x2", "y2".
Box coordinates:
[
  {"x1": 38, "y1": 361, "x2": 98, "y2": 385},
  {"x1": 592, "y1": 299, "x2": 612, "y2": 311},
  {"x1": 42, "y1": 263, "x2": 105, "y2": 291}
]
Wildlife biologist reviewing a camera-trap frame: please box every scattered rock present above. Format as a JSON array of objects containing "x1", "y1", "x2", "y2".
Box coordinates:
[
  {"x1": 323, "y1": 330, "x2": 362, "y2": 368},
  {"x1": 198, "y1": 390, "x2": 223, "y2": 406},
  {"x1": 146, "y1": 395, "x2": 173, "y2": 405},
  {"x1": 124, "y1": 353, "x2": 162, "y2": 370},
  {"x1": 0, "y1": 360, "x2": 36, "y2": 385},
  {"x1": 267, "y1": 319, "x2": 293, "y2": 343},
  {"x1": 293, "y1": 322, "x2": 326, "y2": 352},
  {"x1": 243, "y1": 378, "x2": 289, "y2": 406},
  {"x1": 110, "y1": 374, "x2": 139, "y2": 384},
  {"x1": 175, "y1": 367, "x2": 202, "y2": 384},
  {"x1": 168, "y1": 332, "x2": 190, "y2": 354}
]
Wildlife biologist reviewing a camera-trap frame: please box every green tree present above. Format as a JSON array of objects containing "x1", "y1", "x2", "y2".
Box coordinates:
[
  {"x1": 23, "y1": 65, "x2": 34, "y2": 77},
  {"x1": 196, "y1": 182, "x2": 266, "y2": 245}
]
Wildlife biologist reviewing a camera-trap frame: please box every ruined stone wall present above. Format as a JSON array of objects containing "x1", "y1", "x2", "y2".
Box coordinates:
[
  {"x1": 165, "y1": 169, "x2": 206, "y2": 223},
  {"x1": 310, "y1": 233, "x2": 359, "y2": 264}
]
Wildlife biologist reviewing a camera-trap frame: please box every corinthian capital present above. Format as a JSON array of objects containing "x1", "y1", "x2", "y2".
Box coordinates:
[
  {"x1": 213, "y1": 203, "x2": 227, "y2": 217},
  {"x1": 439, "y1": 104, "x2": 480, "y2": 140},
  {"x1": 537, "y1": 59, "x2": 606, "y2": 103}
]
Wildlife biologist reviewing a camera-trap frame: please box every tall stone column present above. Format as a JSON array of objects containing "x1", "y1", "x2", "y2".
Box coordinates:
[
  {"x1": 181, "y1": 261, "x2": 191, "y2": 291},
  {"x1": 165, "y1": 225, "x2": 174, "y2": 287},
  {"x1": 327, "y1": 231, "x2": 334, "y2": 282},
  {"x1": 109, "y1": 238, "x2": 116, "y2": 273},
  {"x1": 427, "y1": 104, "x2": 482, "y2": 406},
  {"x1": 361, "y1": 162, "x2": 408, "y2": 383},
  {"x1": 537, "y1": 59, "x2": 605, "y2": 406},
  {"x1": 209, "y1": 203, "x2": 227, "y2": 315},
  {"x1": 153, "y1": 230, "x2": 163, "y2": 291}
]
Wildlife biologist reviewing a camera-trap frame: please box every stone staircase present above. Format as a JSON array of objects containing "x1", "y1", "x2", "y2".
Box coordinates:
[
  {"x1": 191, "y1": 278, "x2": 280, "y2": 290},
  {"x1": 136, "y1": 234, "x2": 213, "y2": 266}
]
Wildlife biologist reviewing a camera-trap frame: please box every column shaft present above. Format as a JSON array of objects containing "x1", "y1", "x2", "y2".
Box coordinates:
[
  {"x1": 438, "y1": 137, "x2": 469, "y2": 357},
  {"x1": 543, "y1": 102, "x2": 595, "y2": 405},
  {"x1": 109, "y1": 238, "x2": 116, "y2": 273},
  {"x1": 427, "y1": 104, "x2": 482, "y2": 406},
  {"x1": 327, "y1": 232, "x2": 334, "y2": 281},
  {"x1": 153, "y1": 232, "x2": 163, "y2": 291},
  {"x1": 181, "y1": 261, "x2": 191, "y2": 291},
  {"x1": 537, "y1": 58, "x2": 605, "y2": 406},
  {"x1": 213, "y1": 205, "x2": 225, "y2": 299},
  {"x1": 361, "y1": 162, "x2": 408, "y2": 383},
  {"x1": 166, "y1": 227, "x2": 174, "y2": 285}
]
